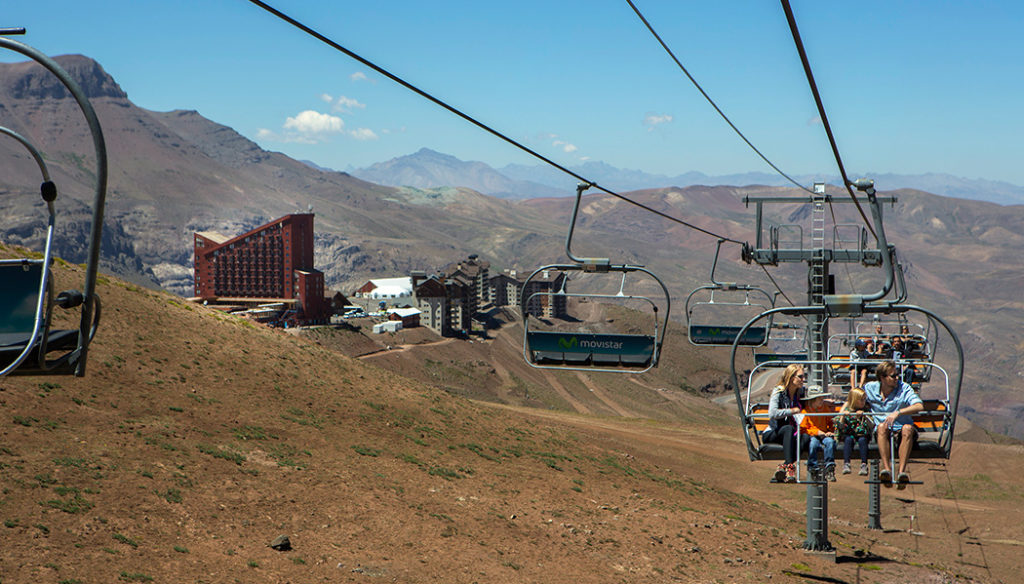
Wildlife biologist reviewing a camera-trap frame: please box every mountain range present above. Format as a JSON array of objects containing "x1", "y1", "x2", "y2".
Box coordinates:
[
  {"x1": 351, "y1": 148, "x2": 1024, "y2": 206},
  {"x1": 0, "y1": 55, "x2": 1022, "y2": 441}
]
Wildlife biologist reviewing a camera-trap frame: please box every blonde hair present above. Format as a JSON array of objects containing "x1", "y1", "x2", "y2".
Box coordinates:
[
  {"x1": 843, "y1": 387, "x2": 867, "y2": 411},
  {"x1": 773, "y1": 364, "x2": 805, "y2": 394}
]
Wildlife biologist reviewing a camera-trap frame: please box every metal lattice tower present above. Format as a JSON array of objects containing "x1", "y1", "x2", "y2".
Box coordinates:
[{"x1": 808, "y1": 189, "x2": 828, "y2": 387}]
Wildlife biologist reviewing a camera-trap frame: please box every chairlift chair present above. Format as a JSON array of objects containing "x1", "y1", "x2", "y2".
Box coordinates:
[
  {"x1": 732, "y1": 303, "x2": 963, "y2": 464},
  {"x1": 520, "y1": 183, "x2": 670, "y2": 373},
  {"x1": 0, "y1": 34, "x2": 107, "y2": 377},
  {"x1": 685, "y1": 239, "x2": 775, "y2": 347}
]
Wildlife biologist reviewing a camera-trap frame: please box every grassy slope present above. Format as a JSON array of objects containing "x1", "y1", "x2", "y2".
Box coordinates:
[{"x1": 0, "y1": 255, "x2": 1019, "y2": 583}]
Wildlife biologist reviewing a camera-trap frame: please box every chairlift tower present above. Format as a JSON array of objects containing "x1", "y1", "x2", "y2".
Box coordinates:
[
  {"x1": 742, "y1": 183, "x2": 897, "y2": 552},
  {"x1": 743, "y1": 185, "x2": 896, "y2": 388}
]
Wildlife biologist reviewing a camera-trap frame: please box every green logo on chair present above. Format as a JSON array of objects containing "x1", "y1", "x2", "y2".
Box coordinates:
[{"x1": 558, "y1": 336, "x2": 578, "y2": 350}]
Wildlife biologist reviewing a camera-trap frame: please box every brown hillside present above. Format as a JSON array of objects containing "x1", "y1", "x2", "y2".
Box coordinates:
[{"x1": 1, "y1": 251, "x2": 1022, "y2": 583}]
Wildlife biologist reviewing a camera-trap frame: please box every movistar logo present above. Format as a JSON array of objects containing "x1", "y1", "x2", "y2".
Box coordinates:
[{"x1": 556, "y1": 335, "x2": 623, "y2": 350}]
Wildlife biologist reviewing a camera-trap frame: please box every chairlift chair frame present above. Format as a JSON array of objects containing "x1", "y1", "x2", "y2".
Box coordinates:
[
  {"x1": 685, "y1": 239, "x2": 775, "y2": 347},
  {"x1": 520, "y1": 183, "x2": 670, "y2": 373},
  {"x1": 730, "y1": 303, "x2": 963, "y2": 463},
  {"x1": 0, "y1": 34, "x2": 108, "y2": 377}
]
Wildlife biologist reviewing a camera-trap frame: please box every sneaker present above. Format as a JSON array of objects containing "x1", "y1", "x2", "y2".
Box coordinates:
[
  {"x1": 785, "y1": 463, "x2": 797, "y2": 483},
  {"x1": 773, "y1": 464, "x2": 787, "y2": 483},
  {"x1": 879, "y1": 468, "x2": 892, "y2": 487},
  {"x1": 842, "y1": 463, "x2": 852, "y2": 475},
  {"x1": 858, "y1": 463, "x2": 869, "y2": 476},
  {"x1": 897, "y1": 472, "x2": 910, "y2": 490},
  {"x1": 825, "y1": 466, "x2": 836, "y2": 482}
]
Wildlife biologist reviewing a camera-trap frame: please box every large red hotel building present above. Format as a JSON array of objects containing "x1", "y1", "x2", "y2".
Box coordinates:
[{"x1": 193, "y1": 213, "x2": 328, "y2": 321}]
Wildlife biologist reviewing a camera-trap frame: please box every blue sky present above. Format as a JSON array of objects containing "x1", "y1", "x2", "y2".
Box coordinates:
[{"x1": 4, "y1": 1, "x2": 1024, "y2": 185}]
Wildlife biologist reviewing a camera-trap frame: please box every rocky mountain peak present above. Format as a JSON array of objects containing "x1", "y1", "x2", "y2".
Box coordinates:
[{"x1": 4, "y1": 54, "x2": 127, "y2": 100}]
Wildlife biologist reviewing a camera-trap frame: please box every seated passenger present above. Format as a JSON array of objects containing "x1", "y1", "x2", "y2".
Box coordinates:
[
  {"x1": 799, "y1": 385, "x2": 837, "y2": 482},
  {"x1": 850, "y1": 339, "x2": 873, "y2": 388},
  {"x1": 865, "y1": 360, "x2": 923, "y2": 488},
  {"x1": 888, "y1": 336, "x2": 905, "y2": 360},
  {"x1": 834, "y1": 387, "x2": 873, "y2": 476},
  {"x1": 762, "y1": 364, "x2": 809, "y2": 483}
]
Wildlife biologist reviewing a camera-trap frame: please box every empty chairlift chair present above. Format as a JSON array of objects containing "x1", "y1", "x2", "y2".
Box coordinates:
[
  {"x1": 519, "y1": 183, "x2": 670, "y2": 374},
  {"x1": 0, "y1": 35, "x2": 108, "y2": 377}
]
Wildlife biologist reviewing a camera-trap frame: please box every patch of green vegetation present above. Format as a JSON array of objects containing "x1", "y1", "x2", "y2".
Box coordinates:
[
  {"x1": 427, "y1": 466, "x2": 464, "y2": 480},
  {"x1": 234, "y1": 425, "x2": 274, "y2": 441},
  {"x1": 281, "y1": 407, "x2": 324, "y2": 429},
  {"x1": 53, "y1": 457, "x2": 88, "y2": 468},
  {"x1": 118, "y1": 572, "x2": 153, "y2": 582},
  {"x1": 113, "y1": 533, "x2": 139, "y2": 548},
  {"x1": 352, "y1": 445, "x2": 381, "y2": 457},
  {"x1": 933, "y1": 472, "x2": 1023, "y2": 501},
  {"x1": 197, "y1": 444, "x2": 246, "y2": 465},
  {"x1": 173, "y1": 545, "x2": 189, "y2": 553},
  {"x1": 13, "y1": 415, "x2": 38, "y2": 427},
  {"x1": 160, "y1": 488, "x2": 182, "y2": 504},
  {"x1": 144, "y1": 436, "x2": 178, "y2": 452},
  {"x1": 4, "y1": 518, "x2": 19, "y2": 528},
  {"x1": 40, "y1": 493, "x2": 94, "y2": 514},
  {"x1": 265, "y1": 443, "x2": 309, "y2": 469},
  {"x1": 461, "y1": 443, "x2": 501, "y2": 462},
  {"x1": 397, "y1": 453, "x2": 422, "y2": 466}
]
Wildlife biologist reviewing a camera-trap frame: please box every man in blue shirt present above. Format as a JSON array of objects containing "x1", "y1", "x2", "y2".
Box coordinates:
[{"x1": 864, "y1": 360, "x2": 923, "y2": 488}]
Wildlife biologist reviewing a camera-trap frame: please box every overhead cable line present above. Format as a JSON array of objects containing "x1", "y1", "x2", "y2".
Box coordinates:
[
  {"x1": 246, "y1": 0, "x2": 744, "y2": 246},
  {"x1": 625, "y1": 0, "x2": 814, "y2": 196},
  {"x1": 758, "y1": 263, "x2": 795, "y2": 307},
  {"x1": 779, "y1": 0, "x2": 877, "y2": 240}
]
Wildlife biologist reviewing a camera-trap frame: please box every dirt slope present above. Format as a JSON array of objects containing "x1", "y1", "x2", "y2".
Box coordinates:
[{"x1": 0, "y1": 255, "x2": 1021, "y2": 583}]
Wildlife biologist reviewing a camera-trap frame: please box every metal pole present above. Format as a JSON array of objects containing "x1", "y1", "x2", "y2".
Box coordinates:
[
  {"x1": 868, "y1": 459, "x2": 883, "y2": 529},
  {"x1": 804, "y1": 479, "x2": 833, "y2": 551}
]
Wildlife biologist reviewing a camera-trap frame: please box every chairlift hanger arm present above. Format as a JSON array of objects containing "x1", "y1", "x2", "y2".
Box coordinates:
[{"x1": 0, "y1": 36, "x2": 108, "y2": 377}]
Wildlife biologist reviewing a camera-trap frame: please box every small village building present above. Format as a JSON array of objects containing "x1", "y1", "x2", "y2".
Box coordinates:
[
  {"x1": 354, "y1": 277, "x2": 414, "y2": 304},
  {"x1": 413, "y1": 275, "x2": 449, "y2": 335},
  {"x1": 490, "y1": 269, "x2": 523, "y2": 308},
  {"x1": 387, "y1": 307, "x2": 421, "y2": 328},
  {"x1": 522, "y1": 269, "x2": 567, "y2": 318}
]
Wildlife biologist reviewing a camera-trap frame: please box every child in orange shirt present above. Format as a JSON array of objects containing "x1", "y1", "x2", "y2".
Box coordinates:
[{"x1": 800, "y1": 385, "x2": 837, "y2": 481}]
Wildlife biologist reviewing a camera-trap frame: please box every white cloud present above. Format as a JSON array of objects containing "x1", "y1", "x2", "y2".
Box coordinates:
[
  {"x1": 256, "y1": 128, "x2": 277, "y2": 140},
  {"x1": 807, "y1": 115, "x2": 822, "y2": 126},
  {"x1": 643, "y1": 113, "x2": 673, "y2": 131},
  {"x1": 320, "y1": 93, "x2": 333, "y2": 103},
  {"x1": 553, "y1": 139, "x2": 578, "y2": 153},
  {"x1": 331, "y1": 95, "x2": 366, "y2": 113},
  {"x1": 351, "y1": 71, "x2": 368, "y2": 82},
  {"x1": 348, "y1": 128, "x2": 378, "y2": 141},
  {"x1": 283, "y1": 110, "x2": 345, "y2": 135}
]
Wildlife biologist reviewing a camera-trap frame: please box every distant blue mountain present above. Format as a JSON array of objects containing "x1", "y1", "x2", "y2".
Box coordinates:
[
  {"x1": 348, "y1": 148, "x2": 1024, "y2": 205},
  {"x1": 349, "y1": 148, "x2": 563, "y2": 199},
  {"x1": 500, "y1": 163, "x2": 1024, "y2": 205}
]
